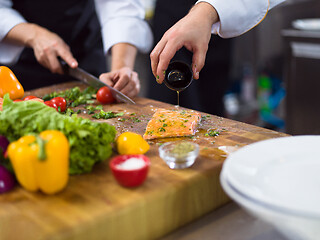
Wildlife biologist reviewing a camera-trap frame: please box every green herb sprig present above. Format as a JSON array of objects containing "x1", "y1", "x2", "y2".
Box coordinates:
[{"x1": 92, "y1": 110, "x2": 124, "y2": 119}]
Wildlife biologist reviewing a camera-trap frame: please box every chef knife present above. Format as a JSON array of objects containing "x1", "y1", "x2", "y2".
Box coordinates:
[{"x1": 59, "y1": 59, "x2": 135, "y2": 104}]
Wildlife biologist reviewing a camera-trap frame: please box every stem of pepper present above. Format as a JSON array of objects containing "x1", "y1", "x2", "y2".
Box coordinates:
[{"x1": 36, "y1": 136, "x2": 48, "y2": 161}]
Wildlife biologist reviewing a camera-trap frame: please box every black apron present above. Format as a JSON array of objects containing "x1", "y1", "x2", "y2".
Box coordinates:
[
  {"x1": 147, "y1": 0, "x2": 232, "y2": 116},
  {"x1": 6, "y1": 0, "x2": 106, "y2": 90}
]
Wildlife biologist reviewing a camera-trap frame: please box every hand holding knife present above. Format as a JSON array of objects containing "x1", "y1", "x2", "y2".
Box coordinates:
[{"x1": 59, "y1": 59, "x2": 135, "y2": 104}]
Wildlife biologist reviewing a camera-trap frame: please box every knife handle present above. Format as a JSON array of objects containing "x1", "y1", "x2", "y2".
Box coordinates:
[{"x1": 58, "y1": 57, "x2": 69, "y2": 74}]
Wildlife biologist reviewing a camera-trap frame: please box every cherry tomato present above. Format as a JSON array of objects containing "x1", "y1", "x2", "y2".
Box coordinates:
[
  {"x1": 50, "y1": 97, "x2": 67, "y2": 112},
  {"x1": 96, "y1": 86, "x2": 115, "y2": 104},
  {"x1": 23, "y1": 95, "x2": 37, "y2": 101},
  {"x1": 13, "y1": 99, "x2": 23, "y2": 102},
  {"x1": 44, "y1": 100, "x2": 58, "y2": 111}
]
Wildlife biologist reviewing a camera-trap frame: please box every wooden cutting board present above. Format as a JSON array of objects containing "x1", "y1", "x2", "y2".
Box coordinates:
[{"x1": 0, "y1": 82, "x2": 288, "y2": 240}]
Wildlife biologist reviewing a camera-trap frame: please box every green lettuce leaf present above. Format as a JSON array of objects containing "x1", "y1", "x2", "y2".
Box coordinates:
[{"x1": 0, "y1": 94, "x2": 116, "y2": 174}]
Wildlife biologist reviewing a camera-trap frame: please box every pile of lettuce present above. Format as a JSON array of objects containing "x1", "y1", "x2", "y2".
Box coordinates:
[{"x1": 0, "y1": 95, "x2": 116, "y2": 174}]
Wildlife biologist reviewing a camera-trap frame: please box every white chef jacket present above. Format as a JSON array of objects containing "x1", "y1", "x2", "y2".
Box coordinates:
[
  {"x1": 196, "y1": 0, "x2": 285, "y2": 38},
  {"x1": 0, "y1": 0, "x2": 153, "y2": 65}
]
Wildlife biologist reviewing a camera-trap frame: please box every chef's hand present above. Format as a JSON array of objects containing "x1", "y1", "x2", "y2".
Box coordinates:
[
  {"x1": 5, "y1": 23, "x2": 78, "y2": 73},
  {"x1": 99, "y1": 67, "x2": 140, "y2": 99},
  {"x1": 27, "y1": 24, "x2": 78, "y2": 73},
  {"x1": 150, "y1": 2, "x2": 219, "y2": 83}
]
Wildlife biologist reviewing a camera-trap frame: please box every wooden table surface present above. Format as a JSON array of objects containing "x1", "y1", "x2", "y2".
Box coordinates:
[{"x1": 0, "y1": 82, "x2": 288, "y2": 240}]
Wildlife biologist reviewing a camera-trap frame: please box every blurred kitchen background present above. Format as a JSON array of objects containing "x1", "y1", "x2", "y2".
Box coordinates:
[{"x1": 135, "y1": 0, "x2": 320, "y2": 135}]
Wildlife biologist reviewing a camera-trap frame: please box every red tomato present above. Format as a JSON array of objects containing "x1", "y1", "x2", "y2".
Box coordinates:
[
  {"x1": 23, "y1": 95, "x2": 37, "y2": 101},
  {"x1": 96, "y1": 86, "x2": 115, "y2": 104},
  {"x1": 44, "y1": 100, "x2": 58, "y2": 111},
  {"x1": 50, "y1": 97, "x2": 67, "y2": 112},
  {"x1": 13, "y1": 99, "x2": 23, "y2": 102}
]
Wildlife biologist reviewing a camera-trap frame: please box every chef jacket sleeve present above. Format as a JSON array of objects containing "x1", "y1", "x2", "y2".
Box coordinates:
[
  {"x1": 0, "y1": 0, "x2": 26, "y2": 65},
  {"x1": 196, "y1": 0, "x2": 285, "y2": 38},
  {"x1": 94, "y1": 0, "x2": 153, "y2": 54}
]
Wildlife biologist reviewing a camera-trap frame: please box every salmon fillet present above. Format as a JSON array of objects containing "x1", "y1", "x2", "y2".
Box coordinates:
[{"x1": 143, "y1": 108, "x2": 201, "y2": 140}]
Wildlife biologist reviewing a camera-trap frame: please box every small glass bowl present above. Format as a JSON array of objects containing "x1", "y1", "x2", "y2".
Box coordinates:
[{"x1": 159, "y1": 141, "x2": 199, "y2": 169}]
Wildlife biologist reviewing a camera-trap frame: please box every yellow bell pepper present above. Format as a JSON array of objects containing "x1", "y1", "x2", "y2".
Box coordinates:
[
  {"x1": 116, "y1": 131, "x2": 150, "y2": 155},
  {"x1": 7, "y1": 130, "x2": 69, "y2": 194},
  {"x1": 0, "y1": 66, "x2": 24, "y2": 100}
]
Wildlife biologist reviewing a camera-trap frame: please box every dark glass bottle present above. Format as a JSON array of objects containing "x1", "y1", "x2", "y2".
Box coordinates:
[{"x1": 164, "y1": 61, "x2": 193, "y2": 92}]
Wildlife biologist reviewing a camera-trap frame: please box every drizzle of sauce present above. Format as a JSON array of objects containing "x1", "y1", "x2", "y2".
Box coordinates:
[{"x1": 200, "y1": 147, "x2": 228, "y2": 161}]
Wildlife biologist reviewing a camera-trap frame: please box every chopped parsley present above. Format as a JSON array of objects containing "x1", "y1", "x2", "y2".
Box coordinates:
[
  {"x1": 95, "y1": 105, "x2": 103, "y2": 110},
  {"x1": 147, "y1": 130, "x2": 154, "y2": 135},
  {"x1": 205, "y1": 130, "x2": 220, "y2": 137},
  {"x1": 130, "y1": 117, "x2": 141, "y2": 122},
  {"x1": 65, "y1": 108, "x2": 81, "y2": 116},
  {"x1": 159, "y1": 127, "x2": 166, "y2": 132},
  {"x1": 201, "y1": 115, "x2": 211, "y2": 120},
  {"x1": 92, "y1": 110, "x2": 124, "y2": 119},
  {"x1": 82, "y1": 105, "x2": 104, "y2": 114}
]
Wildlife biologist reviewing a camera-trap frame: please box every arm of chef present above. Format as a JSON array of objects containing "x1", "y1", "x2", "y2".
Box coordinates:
[
  {"x1": 196, "y1": 0, "x2": 285, "y2": 38},
  {"x1": 0, "y1": 0, "x2": 26, "y2": 65},
  {"x1": 94, "y1": 0, "x2": 153, "y2": 55}
]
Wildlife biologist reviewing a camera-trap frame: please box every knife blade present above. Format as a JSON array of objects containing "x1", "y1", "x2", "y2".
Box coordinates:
[{"x1": 59, "y1": 60, "x2": 135, "y2": 104}]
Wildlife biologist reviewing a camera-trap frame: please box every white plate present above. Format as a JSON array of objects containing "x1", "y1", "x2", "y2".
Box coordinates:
[
  {"x1": 292, "y1": 19, "x2": 320, "y2": 31},
  {"x1": 220, "y1": 172, "x2": 320, "y2": 240},
  {"x1": 222, "y1": 136, "x2": 320, "y2": 217}
]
